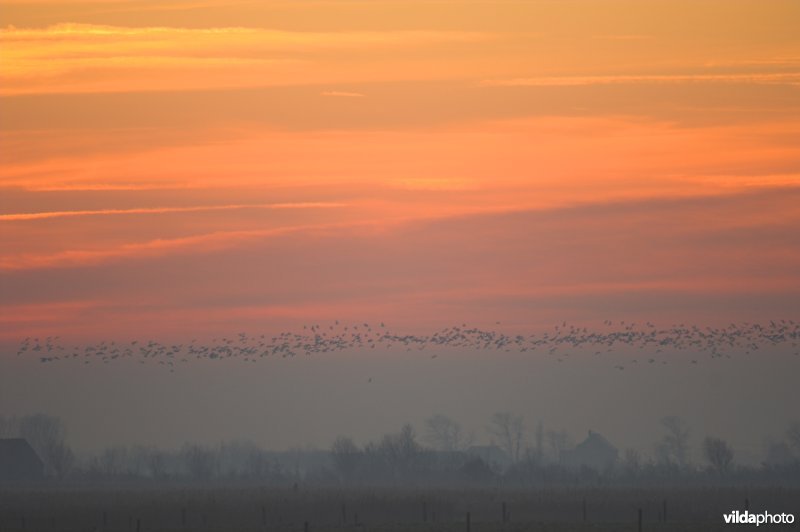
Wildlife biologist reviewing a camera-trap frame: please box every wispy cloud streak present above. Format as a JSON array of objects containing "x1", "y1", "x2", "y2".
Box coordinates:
[
  {"x1": 480, "y1": 73, "x2": 800, "y2": 87},
  {"x1": 0, "y1": 202, "x2": 347, "y2": 221},
  {"x1": 0, "y1": 23, "x2": 492, "y2": 94}
]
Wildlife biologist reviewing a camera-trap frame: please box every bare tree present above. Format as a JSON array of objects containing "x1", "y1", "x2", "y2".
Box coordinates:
[
  {"x1": 16, "y1": 414, "x2": 74, "y2": 478},
  {"x1": 146, "y1": 447, "x2": 168, "y2": 479},
  {"x1": 703, "y1": 437, "x2": 734, "y2": 473},
  {"x1": 0, "y1": 416, "x2": 11, "y2": 438},
  {"x1": 380, "y1": 425, "x2": 421, "y2": 464},
  {"x1": 99, "y1": 446, "x2": 128, "y2": 476},
  {"x1": 374, "y1": 424, "x2": 423, "y2": 483},
  {"x1": 127, "y1": 446, "x2": 149, "y2": 477},
  {"x1": 533, "y1": 421, "x2": 545, "y2": 463},
  {"x1": 488, "y1": 412, "x2": 525, "y2": 463},
  {"x1": 764, "y1": 441, "x2": 794, "y2": 467},
  {"x1": 659, "y1": 416, "x2": 691, "y2": 468},
  {"x1": 622, "y1": 448, "x2": 642, "y2": 475},
  {"x1": 244, "y1": 446, "x2": 270, "y2": 479},
  {"x1": 181, "y1": 444, "x2": 218, "y2": 481},
  {"x1": 787, "y1": 422, "x2": 800, "y2": 453},
  {"x1": 48, "y1": 440, "x2": 75, "y2": 480},
  {"x1": 331, "y1": 436, "x2": 362, "y2": 483},
  {"x1": 424, "y1": 414, "x2": 472, "y2": 452},
  {"x1": 546, "y1": 429, "x2": 571, "y2": 465}
]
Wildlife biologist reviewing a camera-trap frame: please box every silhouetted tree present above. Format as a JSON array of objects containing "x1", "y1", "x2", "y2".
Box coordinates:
[
  {"x1": 424, "y1": 414, "x2": 472, "y2": 451},
  {"x1": 763, "y1": 441, "x2": 795, "y2": 467},
  {"x1": 330, "y1": 436, "x2": 362, "y2": 483},
  {"x1": 787, "y1": 422, "x2": 800, "y2": 453},
  {"x1": 181, "y1": 444, "x2": 218, "y2": 480},
  {"x1": 48, "y1": 440, "x2": 75, "y2": 479},
  {"x1": 488, "y1": 412, "x2": 525, "y2": 463},
  {"x1": 658, "y1": 416, "x2": 691, "y2": 468},
  {"x1": 382, "y1": 425, "x2": 420, "y2": 463},
  {"x1": 99, "y1": 446, "x2": 128, "y2": 476},
  {"x1": 533, "y1": 421, "x2": 545, "y2": 463},
  {"x1": 146, "y1": 447, "x2": 168, "y2": 479},
  {"x1": 243, "y1": 446, "x2": 272, "y2": 479},
  {"x1": 703, "y1": 437, "x2": 734, "y2": 473},
  {"x1": 373, "y1": 424, "x2": 423, "y2": 483},
  {"x1": 14, "y1": 414, "x2": 74, "y2": 478},
  {"x1": 546, "y1": 429, "x2": 571, "y2": 465},
  {"x1": 622, "y1": 448, "x2": 642, "y2": 476},
  {"x1": 0, "y1": 416, "x2": 11, "y2": 438}
]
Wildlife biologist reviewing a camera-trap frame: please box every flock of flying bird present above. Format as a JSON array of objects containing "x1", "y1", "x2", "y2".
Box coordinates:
[{"x1": 16, "y1": 320, "x2": 800, "y2": 372}]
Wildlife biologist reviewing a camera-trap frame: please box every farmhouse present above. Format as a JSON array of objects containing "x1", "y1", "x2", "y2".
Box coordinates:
[
  {"x1": 0, "y1": 438, "x2": 45, "y2": 481},
  {"x1": 564, "y1": 430, "x2": 618, "y2": 471}
]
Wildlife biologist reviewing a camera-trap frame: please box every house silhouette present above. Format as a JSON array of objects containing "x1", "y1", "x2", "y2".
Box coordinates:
[
  {"x1": 564, "y1": 430, "x2": 618, "y2": 471},
  {"x1": 0, "y1": 439, "x2": 45, "y2": 482}
]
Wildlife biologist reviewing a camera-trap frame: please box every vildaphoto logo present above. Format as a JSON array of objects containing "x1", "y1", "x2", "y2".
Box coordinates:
[{"x1": 723, "y1": 510, "x2": 795, "y2": 526}]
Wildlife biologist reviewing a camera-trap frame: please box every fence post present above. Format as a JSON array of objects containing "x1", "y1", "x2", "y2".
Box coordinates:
[
  {"x1": 582, "y1": 498, "x2": 587, "y2": 522},
  {"x1": 502, "y1": 501, "x2": 508, "y2": 523},
  {"x1": 341, "y1": 503, "x2": 346, "y2": 525},
  {"x1": 466, "y1": 511, "x2": 471, "y2": 532},
  {"x1": 662, "y1": 499, "x2": 667, "y2": 522},
  {"x1": 638, "y1": 508, "x2": 642, "y2": 532}
]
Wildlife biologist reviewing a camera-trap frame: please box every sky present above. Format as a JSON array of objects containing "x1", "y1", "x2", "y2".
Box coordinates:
[{"x1": 1, "y1": 1, "x2": 799, "y2": 456}]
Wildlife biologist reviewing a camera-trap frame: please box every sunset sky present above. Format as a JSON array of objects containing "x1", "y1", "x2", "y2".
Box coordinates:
[
  {"x1": 1, "y1": 1, "x2": 800, "y2": 452},
  {"x1": 2, "y1": 0, "x2": 800, "y2": 343}
]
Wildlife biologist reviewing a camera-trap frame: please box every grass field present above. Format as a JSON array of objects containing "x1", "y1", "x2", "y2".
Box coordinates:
[{"x1": 1, "y1": 485, "x2": 798, "y2": 531}]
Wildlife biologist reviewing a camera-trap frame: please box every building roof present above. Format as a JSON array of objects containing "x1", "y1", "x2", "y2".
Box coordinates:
[
  {"x1": 575, "y1": 430, "x2": 617, "y2": 454},
  {"x1": 0, "y1": 438, "x2": 45, "y2": 481}
]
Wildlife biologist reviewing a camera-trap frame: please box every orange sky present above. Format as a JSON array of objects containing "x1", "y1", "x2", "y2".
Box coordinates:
[{"x1": 2, "y1": 0, "x2": 800, "y2": 342}]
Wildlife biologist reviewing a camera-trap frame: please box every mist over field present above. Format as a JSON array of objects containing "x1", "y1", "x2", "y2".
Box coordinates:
[{"x1": 2, "y1": 323, "x2": 799, "y2": 463}]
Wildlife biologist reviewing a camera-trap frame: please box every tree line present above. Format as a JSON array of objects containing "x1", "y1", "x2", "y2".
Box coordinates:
[{"x1": 1, "y1": 413, "x2": 799, "y2": 486}]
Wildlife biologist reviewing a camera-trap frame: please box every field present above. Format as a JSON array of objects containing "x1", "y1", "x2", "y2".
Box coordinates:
[{"x1": 1, "y1": 486, "x2": 798, "y2": 532}]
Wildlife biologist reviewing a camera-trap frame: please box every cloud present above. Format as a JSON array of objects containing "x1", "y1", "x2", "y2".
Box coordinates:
[
  {"x1": 592, "y1": 34, "x2": 653, "y2": 41},
  {"x1": 479, "y1": 73, "x2": 800, "y2": 87},
  {"x1": 321, "y1": 91, "x2": 365, "y2": 98},
  {"x1": 5, "y1": 186, "x2": 799, "y2": 272},
  {"x1": 2, "y1": 187, "x2": 799, "y2": 340},
  {"x1": 0, "y1": 23, "x2": 492, "y2": 95},
  {"x1": 0, "y1": 229, "x2": 278, "y2": 271},
  {"x1": 0, "y1": 202, "x2": 346, "y2": 221},
  {"x1": 0, "y1": 217, "x2": 396, "y2": 271},
  {"x1": 0, "y1": 299, "x2": 103, "y2": 325},
  {"x1": 1, "y1": 23, "x2": 486, "y2": 45},
  {"x1": 16, "y1": 184, "x2": 205, "y2": 192}
]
